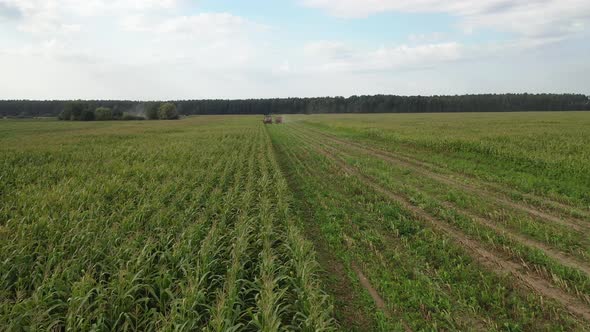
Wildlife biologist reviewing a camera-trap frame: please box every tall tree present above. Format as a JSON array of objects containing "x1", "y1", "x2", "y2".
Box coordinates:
[
  {"x1": 158, "y1": 103, "x2": 179, "y2": 120},
  {"x1": 94, "y1": 107, "x2": 113, "y2": 121}
]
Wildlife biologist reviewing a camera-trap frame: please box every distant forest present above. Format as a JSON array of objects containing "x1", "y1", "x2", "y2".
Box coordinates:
[{"x1": 1, "y1": 94, "x2": 589, "y2": 118}]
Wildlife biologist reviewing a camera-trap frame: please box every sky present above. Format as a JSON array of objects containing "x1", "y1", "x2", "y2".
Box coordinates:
[{"x1": 0, "y1": 0, "x2": 589, "y2": 100}]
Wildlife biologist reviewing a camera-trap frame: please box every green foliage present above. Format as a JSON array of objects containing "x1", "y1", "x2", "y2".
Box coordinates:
[
  {"x1": 0, "y1": 116, "x2": 335, "y2": 331},
  {"x1": 267, "y1": 113, "x2": 590, "y2": 330},
  {"x1": 146, "y1": 103, "x2": 160, "y2": 120},
  {"x1": 6, "y1": 94, "x2": 589, "y2": 118},
  {"x1": 94, "y1": 107, "x2": 113, "y2": 121},
  {"x1": 57, "y1": 108, "x2": 71, "y2": 120},
  {"x1": 4, "y1": 112, "x2": 589, "y2": 330},
  {"x1": 80, "y1": 109, "x2": 95, "y2": 121},
  {"x1": 158, "y1": 103, "x2": 179, "y2": 120},
  {"x1": 59, "y1": 101, "x2": 88, "y2": 121},
  {"x1": 301, "y1": 112, "x2": 590, "y2": 206},
  {"x1": 58, "y1": 104, "x2": 146, "y2": 122},
  {"x1": 112, "y1": 108, "x2": 123, "y2": 120}
]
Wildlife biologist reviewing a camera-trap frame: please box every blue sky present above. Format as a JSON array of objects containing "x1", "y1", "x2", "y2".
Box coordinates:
[{"x1": 0, "y1": 0, "x2": 588, "y2": 99}]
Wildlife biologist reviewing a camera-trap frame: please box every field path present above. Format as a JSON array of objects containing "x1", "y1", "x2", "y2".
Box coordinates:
[
  {"x1": 293, "y1": 126, "x2": 590, "y2": 322},
  {"x1": 295, "y1": 124, "x2": 590, "y2": 231}
]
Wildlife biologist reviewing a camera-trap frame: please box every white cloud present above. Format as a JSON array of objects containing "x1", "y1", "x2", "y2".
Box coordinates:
[
  {"x1": 301, "y1": 0, "x2": 590, "y2": 39},
  {"x1": 303, "y1": 41, "x2": 463, "y2": 72},
  {"x1": 1, "y1": 0, "x2": 588, "y2": 99},
  {"x1": 2, "y1": 0, "x2": 176, "y2": 16},
  {"x1": 303, "y1": 40, "x2": 353, "y2": 59},
  {"x1": 408, "y1": 32, "x2": 445, "y2": 43},
  {"x1": 1, "y1": 38, "x2": 99, "y2": 64},
  {"x1": 273, "y1": 60, "x2": 292, "y2": 74},
  {"x1": 0, "y1": 0, "x2": 177, "y2": 33},
  {"x1": 122, "y1": 12, "x2": 266, "y2": 41},
  {"x1": 117, "y1": 12, "x2": 269, "y2": 71},
  {"x1": 120, "y1": 14, "x2": 147, "y2": 32},
  {"x1": 1, "y1": 0, "x2": 267, "y2": 70}
]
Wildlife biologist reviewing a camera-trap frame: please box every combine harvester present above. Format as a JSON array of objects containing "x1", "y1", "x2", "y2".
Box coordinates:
[{"x1": 263, "y1": 115, "x2": 283, "y2": 124}]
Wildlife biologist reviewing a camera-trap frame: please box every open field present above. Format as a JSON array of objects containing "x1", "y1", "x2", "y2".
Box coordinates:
[{"x1": 2, "y1": 112, "x2": 590, "y2": 331}]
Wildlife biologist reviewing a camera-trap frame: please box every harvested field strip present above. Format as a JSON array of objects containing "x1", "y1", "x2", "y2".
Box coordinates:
[
  {"x1": 301, "y1": 124, "x2": 590, "y2": 228},
  {"x1": 287, "y1": 125, "x2": 590, "y2": 308},
  {"x1": 297, "y1": 124, "x2": 590, "y2": 224},
  {"x1": 290, "y1": 125, "x2": 590, "y2": 265},
  {"x1": 296, "y1": 116, "x2": 590, "y2": 218},
  {"x1": 270, "y1": 127, "x2": 380, "y2": 331},
  {"x1": 269, "y1": 124, "x2": 585, "y2": 330},
  {"x1": 291, "y1": 124, "x2": 590, "y2": 258},
  {"x1": 272, "y1": 129, "x2": 397, "y2": 330},
  {"x1": 288, "y1": 126, "x2": 590, "y2": 321},
  {"x1": 277, "y1": 129, "x2": 440, "y2": 330},
  {"x1": 291, "y1": 125, "x2": 574, "y2": 233},
  {"x1": 284, "y1": 126, "x2": 584, "y2": 328}
]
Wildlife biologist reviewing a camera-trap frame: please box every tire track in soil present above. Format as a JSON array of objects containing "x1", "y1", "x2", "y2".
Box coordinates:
[
  {"x1": 293, "y1": 127, "x2": 590, "y2": 322},
  {"x1": 290, "y1": 126, "x2": 590, "y2": 279},
  {"x1": 343, "y1": 234, "x2": 388, "y2": 315},
  {"x1": 294, "y1": 124, "x2": 590, "y2": 232},
  {"x1": 342, "y1": 235, "x2": 414, "y2": 332},
  {"x1": 350, "y1": 262, "x2": 387, "y2": 311},
  {"x1": 441, "y1": 202, "x2": 590, "y2": 277}
]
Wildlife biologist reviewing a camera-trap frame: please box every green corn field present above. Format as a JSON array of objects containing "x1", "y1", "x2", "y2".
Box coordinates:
[
  {"x1": 2, "y1": 112, "x2": 590, "y2": 331},
  {"x1": 0, "y1": 117, "x2": 334, "y2": 331}
]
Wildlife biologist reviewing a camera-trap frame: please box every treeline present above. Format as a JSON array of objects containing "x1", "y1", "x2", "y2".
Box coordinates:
[
  {"x1": 57, "y1": 102, "x2": 179, "y2": 121},
  {"x1": 1, "y1": 94, "x2": 588, "y2": 118},
  {"x1": 178, "y1": 94, "x2": 590, "y2": 115}
]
